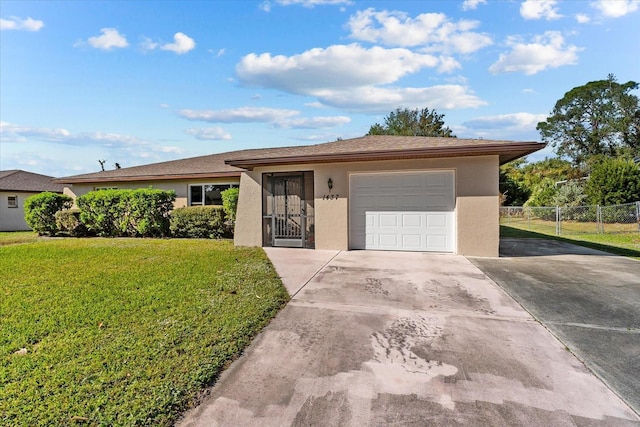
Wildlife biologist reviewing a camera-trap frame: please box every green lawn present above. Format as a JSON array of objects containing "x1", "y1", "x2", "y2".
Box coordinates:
[
  {"x1": 0, "y1": 236, "x2": 289, "y2": 426},
  {"x1": 500, "y1": 225, "x2": 640, "y2": 260},
  {"x1": 0, "y1": 231, "x2": 40, "y2": 246}
]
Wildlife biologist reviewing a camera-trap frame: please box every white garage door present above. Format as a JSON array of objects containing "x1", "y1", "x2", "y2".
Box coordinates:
[{"x1": 349, "y1": 171, "x2": 455, "y2": 252}]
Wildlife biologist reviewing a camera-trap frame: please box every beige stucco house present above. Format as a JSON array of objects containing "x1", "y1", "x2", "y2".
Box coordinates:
[
  {"x1": 0, "y1": 170, "x2": 65, "y2": 231},
  {"x1": 58, "y1": 135, "x2": 544, "y2": 257}
]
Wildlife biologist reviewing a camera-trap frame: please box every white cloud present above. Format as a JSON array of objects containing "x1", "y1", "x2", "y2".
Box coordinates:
[
  {"x1": 457, "y1": 112, "x2": 547, "y2": 139},
  {"x1": 265, "y1": 0, "x2": 351, "y2": 8},
  {"x1": 276, "y1": 116, "x2": 351, "y2": 129},
  {"x1": 237, "y1": 44, "x2": 439, "y2": 94},
  {"x1": 140, "y1": 36, "x2": 159, "y2": 52},
  {"x1": 346, "y1": 8, "x2": 492, "y2": 53},
  {"x1": 84, "y1": 28, "x2": 129, "y2": 50},
  {"x1": 0, "y1": 122, "x2": 145, "y2": 146},
  {"x1": 438, "y1": 56, "x2": 462, "y2": 73},
  {"x1": 462, "y1": 0, "x2": 487, "y2": 11},
  {"x1": 575, "y1": 13, "x2": 591, "y2": 23},
  {"x1": 0, "y1": 16, "x2": 44, "y2": 31},
  {"x1": 522, "y1": 88, "x2": 535, "y2": 93},
  {"x1": 305, "y1": 101, "x2": 326, "y2": 108},
  {"x1": 236, "y1": 43, "x2": 486, "y2": 112},
  {"x1": 1, "y1": 121, "x2": 70, "y2": 142},
  {"x1": 160, "y1": 32, "x2": 195, "y2": 54},
  {"x1": 312, "y1": 85, "x2": 486, "y2": 112},
  {"x1": 592, "y1": 0, "x2": 640, "y2": 17},
  {"x1": 489, "y1": 32, "x2": 582, "y2": 75},
  {"x1": 520, "y1": 0, "x2": 562, "y2": 20},
  {"x1": 179, "y1": 107, "x2": 299, "y2": 123},
  {"x1": 186, "y1": 127, "x2": 232, "y2": 140},
  {"x1": 178, "y1": 107, "x2": 351, "y2": 129}
]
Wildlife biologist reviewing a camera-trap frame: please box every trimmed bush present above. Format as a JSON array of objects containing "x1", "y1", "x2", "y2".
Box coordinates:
[
  {"x1": 221, "y1": 187, "x2": 240, "y2": 223},
  {"x1": 77, "y1": 188, "x2": 175, "y2": 237},
  {"x1": 23, "y1": 192, "x2": 73, "y2": 235},
  {"x1": 170, "y1": 206, "x2": 229, "y2": 238},
  {"x1": 55, "y1": 209, "x2": 89, "y2": 237},
  {"x1": 585, "y1": 157, "x2": 640, "y2": 205}
]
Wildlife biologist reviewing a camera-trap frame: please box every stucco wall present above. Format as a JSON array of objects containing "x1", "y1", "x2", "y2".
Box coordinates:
[
  {"x1": 0, "y1": 191, "x2": 37, "y2": 231},
  {"x1": 233, "y1": 155, "x2": 500, "y2": 257},
  {"x1": 63, "y1": 178, "x2": 240, "y2": 209}
]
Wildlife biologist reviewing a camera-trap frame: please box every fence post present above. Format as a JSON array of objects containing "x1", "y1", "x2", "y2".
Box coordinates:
[
  {"x1": 596, "y1": 205, "x2": 602, "y2": 234},
  {"x1": 556, "y1": 206, "x2": 561, "y2": 236},
  {"x1": 636, "y1": 201, "x2": 640, "y2": 231}
]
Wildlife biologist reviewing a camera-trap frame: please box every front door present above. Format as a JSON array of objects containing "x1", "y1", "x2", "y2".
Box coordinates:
[{"x1": 272, "y1": 175, "x2": 305, "y2": 247}]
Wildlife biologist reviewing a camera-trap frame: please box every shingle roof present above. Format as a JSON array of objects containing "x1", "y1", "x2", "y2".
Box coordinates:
[
  {"x1": 56, "y1": 149, "x2": 263, "y2": 184},
  {"x1": 225, "y1": 135, "x2": 545, "y2": 169},
  {"x1": 57, "y1": 135, "x2": 545, "y2": 183},
  {"x1": 0, "y1": 170, "x2": 65, "y2": 192}
]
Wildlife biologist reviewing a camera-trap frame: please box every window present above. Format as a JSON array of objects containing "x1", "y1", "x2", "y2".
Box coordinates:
[
  {"x1": 7, "y1": 195, "x2": 17, "y2": 208},
  {"x1": 189, "y1": 184, "x2": 237, "y2": 206}
]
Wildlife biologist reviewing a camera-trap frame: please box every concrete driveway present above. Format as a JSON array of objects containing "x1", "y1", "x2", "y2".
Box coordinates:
[
  {"x1": 470, "y1": 238, "x2": 640, "y2": 416},
  {"x1": 178, "y1": 249, "x2": 639, "y2": 426}
]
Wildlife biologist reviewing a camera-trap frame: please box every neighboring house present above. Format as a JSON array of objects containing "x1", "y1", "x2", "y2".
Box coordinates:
[
  {"x1": 57, "y1": 150, "x2": 254, "y2": 207},
  {"x1": 0, "y1": 170, "x2": 65, "y2": 231},
  {"x1": 58, "y1": 135, "x2": 544, "y2": 256}
]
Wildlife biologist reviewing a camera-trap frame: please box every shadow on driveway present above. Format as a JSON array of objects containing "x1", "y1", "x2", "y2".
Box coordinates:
[{"x1": 470, "y1": 238, "x2": 640, "y2": 416}]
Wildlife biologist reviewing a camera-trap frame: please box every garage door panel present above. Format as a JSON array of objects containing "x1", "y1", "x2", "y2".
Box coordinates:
[
  {"x1": 402, "y1": 213, "x2": 422, "y2": 227},
  {"x1": 350, "y1": 171, "x2": 455, "y2": 252}
]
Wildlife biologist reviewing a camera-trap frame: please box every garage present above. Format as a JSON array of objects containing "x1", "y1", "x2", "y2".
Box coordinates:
[{"x1": 349, "y1": 171, "x2": 455, "y2": 252}]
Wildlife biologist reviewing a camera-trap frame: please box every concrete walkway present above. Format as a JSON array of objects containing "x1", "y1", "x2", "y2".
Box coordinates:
[{"x1": 178, "y1": 249, "x2": 639, "y2": 426}]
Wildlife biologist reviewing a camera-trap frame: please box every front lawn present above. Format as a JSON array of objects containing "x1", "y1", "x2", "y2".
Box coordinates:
[{"x1": 0, "y1": 237, "x2": 289, "y2": 426}]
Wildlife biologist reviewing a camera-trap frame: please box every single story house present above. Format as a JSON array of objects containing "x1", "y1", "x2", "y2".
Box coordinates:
[
  {"x1": 58, "y1": 135, "x2": 544, "y2": 256},
  {"x1": 0, "y1": 170, "x2": 65, "y2": 231}
]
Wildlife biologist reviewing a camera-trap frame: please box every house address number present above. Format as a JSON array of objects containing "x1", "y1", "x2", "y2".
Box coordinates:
[{"x1": 322, "y1": 194, "x2": 340, "y2": 200}]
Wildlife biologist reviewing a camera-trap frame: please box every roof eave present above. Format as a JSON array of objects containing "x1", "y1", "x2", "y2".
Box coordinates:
[
  {"x1": 225, "y1": 143, "x2": 546, "y2": 170},
  {"x1": 55, "y1": 171, "x2": 243, "y2": 184}
]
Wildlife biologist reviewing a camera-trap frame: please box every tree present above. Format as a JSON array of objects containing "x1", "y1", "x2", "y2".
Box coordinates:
[
  {"x1": 584, "y1": 157, "x2": 640, "y2": 205},
  {"x1": 499, "y1": 157, "x2": 584, "y2": 206},
  {"x1": 368, "y1": 107, "x2": 456, "y2": 137},
  {"x1": 537, "y1": 74, "x2": 640, "y2": 165}
]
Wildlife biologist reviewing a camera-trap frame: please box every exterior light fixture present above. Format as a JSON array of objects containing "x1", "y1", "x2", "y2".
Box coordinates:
[{"x1": 327, "y1": 178, "x2": 333, "y2": 192}]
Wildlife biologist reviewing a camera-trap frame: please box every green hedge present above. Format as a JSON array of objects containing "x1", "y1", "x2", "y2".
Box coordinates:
[
  {"x1": 221, "y1": 188, "x2": 240, "y2": 223},
  {"x1": 23, "y1": 192, "x2": 73, "y2": 236},
  {"x1": 55, "y1": 209, "x2": 89, "y2": 237},
  {"x1": 76, "y1": 188, "x2": 175, "y2": 237},
  {"x1": 169, "y1": 206, "x2": 230, "y2": 239}
]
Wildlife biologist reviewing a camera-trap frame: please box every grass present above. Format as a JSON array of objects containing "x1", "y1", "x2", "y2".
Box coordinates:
[
  {"x1": 0, "y1": 236, "x2": 289, "y2": 426},
  {"x1": 0, "y1": 231, "x2": 40, "y2": 246},
  {"x1": 500, "y1": 224, "x2": 640, "y2": 260}
]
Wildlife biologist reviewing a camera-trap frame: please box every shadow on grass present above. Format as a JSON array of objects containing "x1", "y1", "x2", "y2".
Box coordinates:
[{"x1": 500, "y1": 225, "x2": 640, "y2": 259}]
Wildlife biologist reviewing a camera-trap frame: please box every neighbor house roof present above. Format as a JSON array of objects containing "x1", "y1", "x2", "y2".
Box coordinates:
[
  {"x1": 57, "y1": 136, "x2": 545, "y2": 184},
  {"x1": 225, "y1": 135, "x2": 545, "y2": 170},
  {"x1": 0, "y1": 170, "x2": 64, "y2": 193},
  {"x1": 55, "y1": 149, "x2": 263, "y2": 184}
]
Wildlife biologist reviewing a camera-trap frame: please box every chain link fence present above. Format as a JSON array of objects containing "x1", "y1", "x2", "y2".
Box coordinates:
[{"x1": 500, "y1": 201, "x2": 640, "y2": 235}]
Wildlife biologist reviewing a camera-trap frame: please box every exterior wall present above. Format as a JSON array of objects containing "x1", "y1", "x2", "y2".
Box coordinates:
[
  {"x1": 0, "y1": 191, "x2": 38, "y2": 231},
  {"x1": 233, "y1": 172, "x2": 263, "y2": 247},
  {"x1": 233, "y1": 155, "x2": 500, "y2": 257},
  {"x1": 63, "y1": 178, "x2": 240, "y2": 209}
]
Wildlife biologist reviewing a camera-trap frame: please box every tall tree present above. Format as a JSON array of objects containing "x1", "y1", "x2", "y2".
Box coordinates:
[
  {"x1": 368, "y1": 107, "x2": 456, "y2": 137},
  {"x1": 536, "y1": 74, "x2": 640, "y2": 165}
]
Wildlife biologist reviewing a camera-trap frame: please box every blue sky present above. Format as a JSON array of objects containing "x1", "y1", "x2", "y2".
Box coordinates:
[{"x1": 1, "y1": 0, "x2": 638, "y2": 177}]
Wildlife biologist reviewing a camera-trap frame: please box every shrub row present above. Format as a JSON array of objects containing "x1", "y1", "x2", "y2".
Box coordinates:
[
  {"x1": 24, "y1": 189, "x2": 236, "y2": 239},
  {"x1": 76, "y1": 188, "x2": 175, "y2": 237}
]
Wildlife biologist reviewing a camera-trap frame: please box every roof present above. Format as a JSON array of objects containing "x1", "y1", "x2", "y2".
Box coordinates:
[
  {"x1": 55, "y1": 149, "x2": 264, "y2": 184},
  {"x1": 0, "y1": 170, "x2": 65, "y2": 193},
  {"x1": 57, "y1": 136, "x2": 545, "y2": 184},
  {"x1": 225, "y1": 135, "x2": 545, "y2": 170}
]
